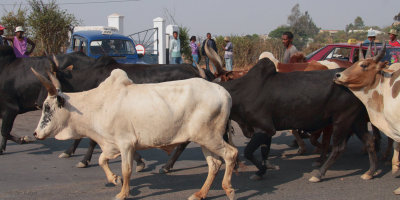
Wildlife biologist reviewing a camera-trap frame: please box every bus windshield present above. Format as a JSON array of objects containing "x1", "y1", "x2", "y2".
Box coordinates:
[{"x1": 90, "y1": 39, "x2": 136, "y2": 55}]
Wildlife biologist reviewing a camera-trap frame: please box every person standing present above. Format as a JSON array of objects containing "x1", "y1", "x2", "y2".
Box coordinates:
[
  {"x1": 189, "y1": 36, "x2": 200, "y2": 67},
  {"x1": 281, "y1": 31, "x2": 298, "y2": 64},
  {"x1": 363, "y1": 29, "x2": 376, "y2": 45},
  {"x1": 169, "y1": 31, "x2": 181, "y2": 64},
  {"x1": 0, "y1": 25, "x2": 8, "y2": 46},
  {"x1": 201, "y1": 33, "x2": 218, "y2": 72},
  {"x1": 388, "y1": 29, "x2": 400, "y2": 47},
  {"x1": 4, "y1": 26, "x2": 35, "y2": 58},
  {"x1": 222, "y1": 36, "x2": 233, "y2": 71}
]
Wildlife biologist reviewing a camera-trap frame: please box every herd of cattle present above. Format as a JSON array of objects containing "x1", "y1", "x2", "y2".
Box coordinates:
[{"x1": 1, "y1": 41, "x2": 400, "y2": 199}]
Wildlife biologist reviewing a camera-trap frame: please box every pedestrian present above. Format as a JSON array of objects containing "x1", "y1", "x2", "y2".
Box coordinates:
[
  {"x1": 169, "y1": 31, "x2": 181, "y2": 64},
  {"x1": 189, "y1": 36, "x2": 200, "y2": 67},
  {"x1": 363, "y1": 29, "x2": 376, "y2": 45},
  {"x1": 244, "y1": 132, "x2": 279, "y2": 180},
  {"x1": 388, "y1": 29, "x2": 400, "y2": 47},
  {"x1": 0, "y1": 25, "x2": 8, "y2": 46},
  {"x1": 201, "y1": 32, "x2": 218, "y2": 72},
  {"x1": 222, "y1": 36, "x2": 233, "y2": 71},
  {"x1": 4, "y1": 26, "x2": 35, "y2": 58},
  {"x1": 281, "y1": 31, "x2": 298, "y2": 64}
]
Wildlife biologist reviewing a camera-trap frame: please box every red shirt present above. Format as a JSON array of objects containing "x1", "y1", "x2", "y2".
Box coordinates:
[{"x1": 389, "y1": 39, "x2": 400, "y2": 47}]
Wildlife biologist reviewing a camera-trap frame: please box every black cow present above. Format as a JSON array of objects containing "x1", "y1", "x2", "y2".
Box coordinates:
[
  {"x1": 162, "y1": 45, "x2": 379, "y2": 182},
  {"x1": 50, "y1": 54, "x2": 214, "y2": 168},
  {"x1": 0, "y1": 46, "x2": 56, "y2": 154},
  {"x1": 221, "y1": 58, "x2": 377, "y2": 182}
]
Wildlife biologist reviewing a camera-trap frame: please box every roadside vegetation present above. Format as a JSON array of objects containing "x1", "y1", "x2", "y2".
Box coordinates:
[{"x1": 1, "y1": 2, "x2": 398, "y2": 68}]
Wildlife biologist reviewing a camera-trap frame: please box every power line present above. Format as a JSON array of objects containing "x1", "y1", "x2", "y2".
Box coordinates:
[{"x1": 0, "y1": 0, "x2": 139, "y2": 6}]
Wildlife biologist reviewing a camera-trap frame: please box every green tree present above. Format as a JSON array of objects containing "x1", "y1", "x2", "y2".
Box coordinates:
[
  {"x1": 354, "y1": 16, "x2": 365, "y2": 29},
  {"x1": 287, "y1": 4, "x2": 320, "y2": 50},
  {"x1": 28, "y1": 0, "x2": 79, "y2": 55},
  {"x1": 0, "y1": 6, "x2": 28, "y2": 36},
  {"x1": 178, "y1": 26, "x2": 191, "y2": 63},
  {"x1": 268, "y1": 25, "x2": 290, "y2": 38}
]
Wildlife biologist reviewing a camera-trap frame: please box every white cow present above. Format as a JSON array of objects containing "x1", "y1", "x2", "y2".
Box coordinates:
[
  {"x1": 334, "y1": 44, "x2": 400, "y2": 195},
  {"x1": 32, "y1": 68, "x2": 237, "y2": 200}
]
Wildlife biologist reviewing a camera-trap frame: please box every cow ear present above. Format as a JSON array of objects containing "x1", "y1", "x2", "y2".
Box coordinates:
[
  {"x1": 64, "y1": 65, "x2": 74, "y2": 71},
  {"x1": 56, "y1": 95, "x2": 65, "y2": 108},
  {"x1": 377, "y1": 61, "x2": 388, "y2": 70}
]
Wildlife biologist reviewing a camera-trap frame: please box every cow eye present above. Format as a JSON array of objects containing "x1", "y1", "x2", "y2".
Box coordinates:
[
  {"x1": 44, "y1": 104, "x2": 51, "y2": 112},
  {"x1": 360, "y1": 64, "x2": 368, "y2": 68}
]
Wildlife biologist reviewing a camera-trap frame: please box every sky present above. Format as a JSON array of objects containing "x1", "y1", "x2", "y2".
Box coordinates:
[{"x1": 0, "y1": 0, "x2": 399, "y2": 37}]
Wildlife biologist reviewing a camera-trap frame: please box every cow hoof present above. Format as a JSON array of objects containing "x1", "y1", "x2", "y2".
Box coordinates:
[
  {"x1": 226, "y1": 189, "x2": 235, "y2": 200},
  {"x1": 361, "y1": 174, "x2": 373, "y2": 180},
  {"x1": 136, "y1": 162, "x2": 145, "y2": 172},
  {"x1": 187, "y1": 194, "x2": 201, "y2": 200},
  {"x1": 297, "y1": 148, "x2": 306, "y2": 155},
  {"x1": 22, "y1": 136, "x2": 36, "y2": 143},
  {"x1": 394, "y1": 187, "x2": 400, "y2": 195},
  {"x1": 249, "y1": 174, "x2": 262, "y2": 181},
  {"x1": 309, "y1": 176, "x2": 321, "y2": 183},
  {"x1": 392, "y1": 165, "x2": 400, "y2": 174},
  {"x1": 58, "y1": 153, "x2": 71, "y2": 158},
  {"x1": 114, "y1": 176, "x2": 123, "y2": 186},
  {"x1": 159, "y1": 167, "x2": 170, "y2": 174},
  {"x1": 76, "y1": 161, "x2": 88, "y2": 168}
]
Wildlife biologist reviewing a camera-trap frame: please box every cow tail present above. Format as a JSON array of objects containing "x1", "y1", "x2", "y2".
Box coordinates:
[{"x1": 224, "y1": 120, "x2": 247, "y2": 175}]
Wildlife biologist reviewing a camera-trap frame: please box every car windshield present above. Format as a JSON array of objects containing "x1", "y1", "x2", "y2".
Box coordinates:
[
  {"x1": 305, "y1": 47, "x2": 324, "y2": 60},
  {"x1": 90, "y1": 39, "x2": 136, "y2": 55}
]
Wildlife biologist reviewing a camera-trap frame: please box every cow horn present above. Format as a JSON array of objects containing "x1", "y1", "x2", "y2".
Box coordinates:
[
  {"x1": 46, "y1": 71, "x2": 62, "y2": 92},
  {"x1": 359, "y1": 43, "x2": 364, "y2": 60},
  {"x1": 365, "y1": 42, "x2": 372, "y2": 58},
  {"x1": 204, "y1": 39, "x2": 226, "y2": 76},
  {"x1": 194, "y1": 61, "x2": 206, "y2": 79},
  {"x1": 31, "y1": 68, "x2": 57, "y2": 96},
  {"x1": 373, "y1": 42, "x2": 386, "y2": 62},
  {"x1": 52, "y1": 54, "x2": 59, "y2": 68}
]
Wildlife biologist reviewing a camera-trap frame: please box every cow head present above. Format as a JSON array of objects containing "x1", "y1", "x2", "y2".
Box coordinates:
[
  {"x1": 334, "y1": 43, "x2": 386, "y2": 89},
  {"x1": 31, "y1": 68, "x2": 74, "y2": 140}
]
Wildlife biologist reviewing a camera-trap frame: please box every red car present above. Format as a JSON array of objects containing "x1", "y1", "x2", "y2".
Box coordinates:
[{"x1": 306, "y1": 42, "x2": 400, "y2": 64}]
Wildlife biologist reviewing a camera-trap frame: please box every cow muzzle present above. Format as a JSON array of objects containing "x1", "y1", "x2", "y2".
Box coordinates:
[{"x1": 33, "y1": 132, "x2": 44, "y2": 140}]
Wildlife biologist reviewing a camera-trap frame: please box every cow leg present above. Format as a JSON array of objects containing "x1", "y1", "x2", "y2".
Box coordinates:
[
  {"x1": 76, "y1": 139, "x2": 96, "y2": 168},
  {"x1": 59, "y1": 139, "x2": 82, "y2": 158},
  {"x1": 309, "y1": 133, "x2": 347, "y2": 183},
  {"x1": 98, "y1": 153, "x2": 122, "y2": 186},
  {"x1": 0, "y1": 110, "x2": 17, "y2": 154},
  {"x1": 134, "y1": 152, "x2": 145, "y2": 172},
  {"x1": 392, "y1": 142, "x2": 400, "y2": 174},
  {"x1": 189, "y1": 142, "x2": 237, "y2": 200},
  {"x1": 309, "y1": 130, "x2": 323, "y2": 153},
  {"x1": 159, "y1": 142, "x2": 190, "y2": 174},
  {"x1": 371, "y1": 125, "x2": 381, "y2": 153},
  {"x1": 312, "y1": 126, "x2": 333, "y2": 167},
  {"x1": 115, "y1": 147, "x2": 134, "y2": 200},
  {"x1": 244, "y1": 133, "x2": 271, "y2": 180},
  {"x1": 189, "y1": 147, "x2": 223, "y2": 200},
  {"x1": 357, "y1": 130, "x2": 378, "y2": 180},
  {"x1": 383, "y1": 138, "x2": 394, "y2": 162},
  {"x1": 291, "y1": 129, "x2": 306, "y2": 155}
]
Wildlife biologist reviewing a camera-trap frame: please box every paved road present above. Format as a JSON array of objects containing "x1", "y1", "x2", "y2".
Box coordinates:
[{"x1": 0, "y1": 111, "x2": 398, "y2": 200}]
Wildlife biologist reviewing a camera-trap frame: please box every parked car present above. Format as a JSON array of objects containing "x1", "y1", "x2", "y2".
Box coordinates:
[
  {"x1": 67, "y1": 30, "x2": 140, "y2": 64},
  {"x1": 306, "y1": 42, "x2": 400, "y2": 65}
]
